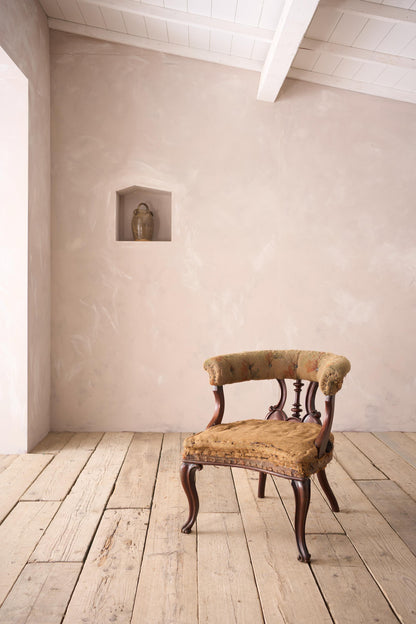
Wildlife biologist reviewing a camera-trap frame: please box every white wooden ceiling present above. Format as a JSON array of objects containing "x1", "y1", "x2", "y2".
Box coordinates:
[{"x1": 40, "y1": 0, "x2": 416, "y2": 104}]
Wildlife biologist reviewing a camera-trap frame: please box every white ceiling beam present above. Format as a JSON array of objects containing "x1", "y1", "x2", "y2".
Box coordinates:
[
  {"x1": 48, "y1": 18, "x2": 264, "y2": 72},
  {"x1": 79, "y1": 0, "x2": 274, "y2": 41},
  {"x1": 301, "y1": 37, "x2": 416, "y2": 71},
  {"x1": 288, "y1": 67, "x2": 416, "y2": 104},
  {"x1": 319, "y1": 0, "x2": 416, "y2": 25},
  {"x1": 257, "y1": 0, "x2": 320, "y2": 102}
]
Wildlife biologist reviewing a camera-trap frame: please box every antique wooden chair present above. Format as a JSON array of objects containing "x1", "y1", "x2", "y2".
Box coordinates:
[{"x1": 180, "y1": 350, "x2": 350, "y2": 562}]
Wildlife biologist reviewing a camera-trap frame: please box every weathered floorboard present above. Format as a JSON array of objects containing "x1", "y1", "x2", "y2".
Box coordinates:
[
  {"x1": 233, "y1": 467, "x2": 332, "y2": 624},
  {"x1": 345, "y1": 432, "x2": 416, "y2": 500},
  {"x1": 310, "y1": 534, "x2": 399, "y2": 623},
  {"x1": 63, "y1": 509, "x2": 149, "y2": 624},
  {"x1": 131, "y1": 433, "x2": 198, "y2": 624},
  {"x1": 357, "y1": 479, "x2": 416, "y2": 556},
  {"x1": 374, "y1": 432, "x2": 416, "y2": 469},
  {"x1": 2, "y1": 429, "x2": 415, "y2": 624},
  {"x1": 0, "y1": 454, "x2": 52, "y2": 522},
  {"x1": 31, "y1": 433, "x2": 75, "y2": 454},
  {"x1": 0, "y1": 455, "x2": 18, "y2": 474},
  {"x1": 30, "y1": 432, "x2": 133, "y2": 562},
  {"x1": 197, "y1": 464, "x2": 239, "y2": 513},
  {"x1": 0, "y1": 502, "x2": 59, "y2": 605},
  {"x1": 198, "y1": 511, "x2": 264, "y2": 624},
  {"x1": 107, "y1": 432, "x2": 163, "y2": 509},
  {"x1": 22, "y1": 433, "x2": 102, "y2": 501},
  {"x1": 0, "y1": 562, "x2": 81, "y2": 624},
  {"x1": 334, "y1": 432, "x2": 386, "y2": 480},
  {"x1": 327, "y1": 460, "x2": 416, "y2": 623}
]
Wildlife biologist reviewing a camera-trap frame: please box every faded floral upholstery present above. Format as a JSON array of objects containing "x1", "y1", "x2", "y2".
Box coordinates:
[
  {"x1": 182, "y1": 350, "x2": 350, "y2": 478},
  {"x1": 204, "y1": 349, "x2": 351, "y2": 396},
  {"x1": 183, "y1": 419, "x2": 334, "y2": 478}
]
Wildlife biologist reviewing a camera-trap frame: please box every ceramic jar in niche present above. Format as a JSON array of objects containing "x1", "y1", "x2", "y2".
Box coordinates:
[{"x1": 131, "y1": 202, "x2": 154, "y2": 241}]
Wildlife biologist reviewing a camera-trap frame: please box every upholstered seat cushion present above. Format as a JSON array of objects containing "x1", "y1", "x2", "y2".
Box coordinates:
[{"x1": 183, "y1": 420, "x2": 334, "y2": 479}]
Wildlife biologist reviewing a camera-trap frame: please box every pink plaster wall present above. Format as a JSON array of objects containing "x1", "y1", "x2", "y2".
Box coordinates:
[
  {"x1": 0, "y1": 0, "x2": 51, "y2": 450},
  {"x1": 50, "y1": 31, "x2": 416, "y2": 433}
]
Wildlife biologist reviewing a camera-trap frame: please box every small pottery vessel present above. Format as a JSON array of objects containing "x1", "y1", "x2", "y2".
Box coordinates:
[{"x1": 131, "y1": 202, "x2": 154, "y2": 241}]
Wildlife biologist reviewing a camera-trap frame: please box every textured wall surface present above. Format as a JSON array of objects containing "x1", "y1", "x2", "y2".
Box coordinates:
[
  {"x1": 0, "y1": 0, "x2": 51, "y2": 450},
  {"x1": 51, "y1": 32, "x2": 416, "y2": 433}
]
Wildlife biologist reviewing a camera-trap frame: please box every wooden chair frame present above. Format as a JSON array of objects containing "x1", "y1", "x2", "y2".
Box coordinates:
[{"x1": 180, "y1": 379, "x2": 340, "y2": 563}]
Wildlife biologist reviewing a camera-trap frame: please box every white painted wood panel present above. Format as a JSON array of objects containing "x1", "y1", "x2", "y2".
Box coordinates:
[
  {"x1": 329, "y1": 13, "x2": 369, "y2": 46},
  {"x1": 167, "y1": 22, "x2": 189, "y2": 46},
  {"x1": 39, "y1": 0, "x2": 64, "y2": 19},
  {"x1": 235, "y1": 0, "x2": 263, "y2": 27},
  {"x1": 123, "y1": 13, "x2": 147, "y2": 37},
  {"x1": 212, "y1": 0, "x2": 237, "y2": 23},
  {"x1": 374, "y1": 64, "x2": 408, "y2": 85},
  {"x1": 292, "y1": 49, "x2": 320, "y2": 71},
  {"x1": 78, "y1": 2, "x2": 106, "y2": 28},
  {"x1": 57, "y1": 0, "x2": 85, "y2": 23},
  {"x1": 142, "y1": 0, "x2": 163, "y2": 6},
  {"x1": 189, "y1": 25, "x2": 210, "y2": 49},
  {"x1": 231, "y1": 34, "x2": 254, "y2": 58},
  {"x1": 352, "y1": 18, "x2": 394, "y2": 49},
  {"x1": 306, "y1": 7, "x2": 342, "y2": 41},
  {"x1": 145, "y1": 16, "x2": 168, "y2": 41},
  {"x1": 259, "y1": 0, "x2": 285, "y2": 30},
  {"x1": 384, "y1": 0, "x2": 414, "y2": 8},
  {"x1": 164, "y1": 0, "x2": 187, "y2": 11},
  {"x1": 210, "y1": 30, "x2": 232, "y2": 54},
  {"x1": 376, "y1": 22, "x2": 416, "y2": 54},
  {"x1": 332, "y1": 57, "x2": 362, "y2": 78},
  {"x1": 288, "y1": 66, "x2": 416, "y2": 102},
  {"x1": 353, "y1": 61, "x2": 385, "y2": 81},
  {"x1": 100, "y1": 6, "x2": 126, "y2": 32},
  {"x1": 188, "y1": 0, "x2": 211, "y2": 17},
  {"x1": 395, "y1": 68, "x2": 416, "y2": 90},
  {"x1": 251, "y1": 39, "x2": 269, "y2": 61},
  {"x1": 401, "y1": 36, "x2": 416, "y2": 58},
  {"x1": 313, "y1": 52, "x2": 341, "y2": 74}
]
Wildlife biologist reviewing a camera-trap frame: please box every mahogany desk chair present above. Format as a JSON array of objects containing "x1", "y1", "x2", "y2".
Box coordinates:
[{"x1": 180, "y1": 350, "x2": 350, "y2": 562}]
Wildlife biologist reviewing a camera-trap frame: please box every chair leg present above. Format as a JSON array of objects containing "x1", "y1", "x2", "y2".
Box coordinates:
[
  {"x1": 317, "y1": 468, "x2": 339, "y2": 512},
  {"x1": 180, "y1": 462, "x2": 202, "y2": 534},
  {"x1": 258, "y1": 472, "x2": 267, "y2": 498},
  {"x1": 291, "y1": 478, "x2": 311, "y2": 563}
]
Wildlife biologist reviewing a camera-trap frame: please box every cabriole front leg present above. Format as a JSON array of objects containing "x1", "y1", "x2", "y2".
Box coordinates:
[
  {"x1": 291, "y1": 478, "x2": 311, "y2": 563},
  {"x1": 180, "y1": 462, "x2": 202, "y2": 534}
]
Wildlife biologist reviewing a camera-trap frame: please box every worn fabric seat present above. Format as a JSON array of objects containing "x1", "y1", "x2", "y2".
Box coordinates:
[{"x1": 183, "y1": 419, "x2": 334, "y2": 479}]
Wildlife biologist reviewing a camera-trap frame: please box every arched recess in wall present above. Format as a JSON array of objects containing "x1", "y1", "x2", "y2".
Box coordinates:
[{"x1": 0, "y1": 46, "x2": 28, "y2": 453}]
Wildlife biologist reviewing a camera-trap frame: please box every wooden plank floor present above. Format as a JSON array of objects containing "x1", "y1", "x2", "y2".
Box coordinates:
[{"x1": 0, "y1": 431, "x2": 415, "y2": 623}]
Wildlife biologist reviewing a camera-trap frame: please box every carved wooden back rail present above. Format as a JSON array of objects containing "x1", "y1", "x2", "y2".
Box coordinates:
[{"x1": 208, "y1": 379, "x2": 335, "y2": 460}]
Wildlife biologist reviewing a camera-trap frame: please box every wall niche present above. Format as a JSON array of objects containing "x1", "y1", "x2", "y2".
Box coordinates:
[{"x1": 116, "y1": 185, "x2": 172, "y2": 242}]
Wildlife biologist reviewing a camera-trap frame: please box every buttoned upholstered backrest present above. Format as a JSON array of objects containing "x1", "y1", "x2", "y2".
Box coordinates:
[{"x1": 204, "y1": 350, "x2": 350, "y2": 396}]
